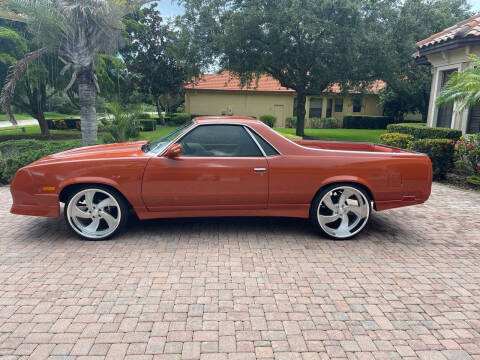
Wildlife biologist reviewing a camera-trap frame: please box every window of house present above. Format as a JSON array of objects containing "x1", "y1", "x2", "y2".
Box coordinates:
[
  {"x1": 353, "y1": 98, "x2": 362, "y2": 113},
  {"x1": 309, "y1": 98, "x2": 323, "y2": 117},
  {"x1": 179, "y1": 125, "x2": 263, "y2": 157},
  {"x1": 334, "y1": 98, "x2": 344, "y2": 113},
  {"x1": 436, "y1": 69, "x2": 456, "y2": 128}
]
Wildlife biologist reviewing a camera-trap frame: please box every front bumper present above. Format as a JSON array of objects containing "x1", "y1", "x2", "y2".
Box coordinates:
[{"x1": 10, "y1": 168, "x2": 60, "y2": 218}]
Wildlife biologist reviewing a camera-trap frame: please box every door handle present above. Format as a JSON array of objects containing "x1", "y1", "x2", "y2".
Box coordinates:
[{"x1": 254, "y1": 168, "x2": 267, "y2": 172}]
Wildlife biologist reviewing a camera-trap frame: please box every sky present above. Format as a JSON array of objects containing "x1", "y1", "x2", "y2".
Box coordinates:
[
  {"x1": 471, "y1": 0, "x2": 480, "y2": 11},
  {"x1": 156, "y1": 0, "x2": 184, "y2": 17}
]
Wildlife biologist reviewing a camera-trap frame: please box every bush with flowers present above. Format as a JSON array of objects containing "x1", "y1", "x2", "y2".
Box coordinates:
[
  {"x1": 455, "y1": 134, "x2": 480, "y2": 186},
  {"x1": 379, "y1": 132, "x2": 414, "y2": 149},
  {"x1": 408, "y1": 138, "x2": 455, "y2": 180}
]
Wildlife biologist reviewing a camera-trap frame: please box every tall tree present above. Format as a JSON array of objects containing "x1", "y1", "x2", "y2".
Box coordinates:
[
  {"x1": 179, "y1": 0, "x2": 375, "y2": 136},
  {"x1": 371, "y1": 0, "x2": 471, "y2": 122},
  {"x1": 121, "y1": 4, "x2": 195, "y2": 124},
  {"x1": 0, "y1": 0, "x2": 149, "y2": 145}
]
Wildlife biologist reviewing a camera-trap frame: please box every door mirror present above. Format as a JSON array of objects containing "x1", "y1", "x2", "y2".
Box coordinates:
[{"x1": 165, "y1": 143, "x2": 183, "y2": 158}]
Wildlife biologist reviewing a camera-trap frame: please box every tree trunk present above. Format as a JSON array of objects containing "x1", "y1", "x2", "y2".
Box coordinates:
[
  {"x1": 36, "y1": 111, "x2": 50, "y2": 136},
  {"x1": 296, "y1": 91, "x2": 307, "y2": 137},
  {"x1": 156, "y1": 98, "x2": 165, "y2": 126},
  {"x1": 77, "y1": 70, "x2": 98, "y2": 145}
]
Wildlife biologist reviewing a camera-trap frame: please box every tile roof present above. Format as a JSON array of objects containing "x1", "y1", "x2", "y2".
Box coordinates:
[
  {"x1": 417, "y1": 13, "x2": 480, "y2": 50},
  {"x1": 185, "y1": 72, "x2": 385, "y2": 95}
]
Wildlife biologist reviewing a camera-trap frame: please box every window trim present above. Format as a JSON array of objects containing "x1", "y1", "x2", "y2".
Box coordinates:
[{"x1": 244, "y1": 126, "x2": 281, "y2": 157}]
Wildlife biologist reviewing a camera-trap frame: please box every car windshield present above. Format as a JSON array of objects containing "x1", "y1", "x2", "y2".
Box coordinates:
[{"x1": 147, "y1": 122, "x2": 193, "y2": 155}]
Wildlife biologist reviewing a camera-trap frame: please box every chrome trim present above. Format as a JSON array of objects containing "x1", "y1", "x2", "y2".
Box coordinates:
[
  {"x1": 244, "y1": 125, "x2": 282, "y2": 156},
  {"x1": 254, "y1": 168, "x2": 267, "y2": 172},
  {"x1": 244, "y1": 126, "x2": 267, "y2": 157}
]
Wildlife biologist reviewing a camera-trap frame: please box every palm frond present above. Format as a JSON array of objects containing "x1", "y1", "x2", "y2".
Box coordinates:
[
  {"x1": 437, "y1": 54, "x2": 480, "y2": 112},
  {"x1": 0, "y1": 47, "x2": 50, "y2": 125}
]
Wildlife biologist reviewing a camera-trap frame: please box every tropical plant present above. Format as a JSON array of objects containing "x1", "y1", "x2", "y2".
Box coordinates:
[
  {"x1": 437, "y1": 54, "x2": 480, "y2": 113},
  {"x1": 0, "y1": 0, "x2": 150, "y2": 145},
  {"x1": 103, "y1": 102, "x2": 141, "y2": 143}
]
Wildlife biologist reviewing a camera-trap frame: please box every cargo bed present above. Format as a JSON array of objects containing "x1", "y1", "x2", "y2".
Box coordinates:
[{"x1": 294, "y1": 140, "x2": 414, "y2": 154}]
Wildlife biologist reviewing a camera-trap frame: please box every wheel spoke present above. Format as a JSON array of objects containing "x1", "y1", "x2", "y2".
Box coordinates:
[
  {"x1": 337, "y1": 214, "x2": 350, "y2": 234},
  {"x1": 348, "y1": 204, "x2": 365, "y2": 218},
  {"x1": 319, "y1": 214, "x2": 340, "y2": 226},
  {"x1": 84, "y1": 217, "x2": 100, "y2": 233},
  {"x1": 71, "y1": 205, "x2": 90, "y2": 219},
  {"x1": 97, "y1": 197, "x2": 115, "y2": 209},
  {"x1": 322, "y1": 194, "x2": 336, "y2": 211},
  {"x1": 84, "y1": 190, "x2": 96, "y2": 211},
  {"x1": 100, "y1": 211, "x2": 117, "y2": 229}
]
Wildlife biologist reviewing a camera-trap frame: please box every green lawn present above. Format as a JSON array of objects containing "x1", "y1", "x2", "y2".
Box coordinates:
[
  {"x1": 275, "y1": 128, "x2": 386, "y2": 143},
  {"x1": 0, "y1": 112, "x2": 79, "y2": 122},
  {"x1": 1, "y1": 123, "x2": 386, "y2": 144}
]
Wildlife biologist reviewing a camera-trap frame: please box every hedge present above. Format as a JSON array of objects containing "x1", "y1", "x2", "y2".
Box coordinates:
[
  {"x1": 309, "y1": 117, "x2": 338, "y2": 129},
  {"x1": 260, "y1": 115, "x2": 276, "y2": 127},
  {"x1": 387, "y1": 123, "x2": 462, "y2": 140},
  {"x1": 343, "y1": 115, "x2": 394, "y2": 129},
  {"x1": 139, "y1": 119, "x2": 157, "y2": 131},
  {"x1": 0, "y1": 139, "x2": 82, "y2": 183},
  {"x1": 408, "y1": 138, "x2": 455, "y2": 180}
]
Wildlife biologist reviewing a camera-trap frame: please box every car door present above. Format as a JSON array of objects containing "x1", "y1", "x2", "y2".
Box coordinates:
[{"x1": 142, "y1": 124, "x2": 269, "y2": 212}]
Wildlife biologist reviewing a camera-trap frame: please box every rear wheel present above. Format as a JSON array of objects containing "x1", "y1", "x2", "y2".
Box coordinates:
[
  {"x1": 64, "y1": 186, "x2": 128, "y2": 240},
  {"x1": 310, "y1": 183, "x2": 371, "y2": 240}
]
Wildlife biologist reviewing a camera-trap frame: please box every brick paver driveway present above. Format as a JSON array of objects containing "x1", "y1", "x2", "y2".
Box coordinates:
[{"x1": 0, "y1": 184, "x2": 479, "y2": 360}]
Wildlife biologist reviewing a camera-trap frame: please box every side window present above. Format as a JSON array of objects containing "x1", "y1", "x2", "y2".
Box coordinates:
[
  {"x1": 251, "y1": 131, "x2": 279, "y2": 156},
  {"x1": 179, "y1": 125, "x2": 263, "y2": 157}
]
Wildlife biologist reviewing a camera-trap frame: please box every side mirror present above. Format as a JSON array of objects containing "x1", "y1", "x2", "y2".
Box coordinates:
[{"x1": 165, "y1": 143, "x2": 183, "y2": 158}]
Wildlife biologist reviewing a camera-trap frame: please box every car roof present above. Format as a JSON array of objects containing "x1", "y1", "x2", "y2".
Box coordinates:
[{"x1": 192, "y1": 116, "x2": 259, "y2": 125}]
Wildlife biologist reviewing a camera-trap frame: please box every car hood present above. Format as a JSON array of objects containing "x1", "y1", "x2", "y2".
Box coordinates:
[{"x1": 32, "y1": 141, "x2": 150, "y2": 165}]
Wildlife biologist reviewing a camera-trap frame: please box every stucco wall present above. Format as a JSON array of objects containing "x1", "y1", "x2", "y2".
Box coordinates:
[
  {"x1": 305, "y1": 95, "x2": 383, "y2": 127},
  {"x1": 186, "y1": 91, "x2": 383, "y2": 128},
  {"x1": 185, "y1": 91, "x2": 295, "y2": 127}
]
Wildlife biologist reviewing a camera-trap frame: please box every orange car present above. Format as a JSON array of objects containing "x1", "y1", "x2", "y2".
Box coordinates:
[{"x1": 10, "y1": 116, "x2": 432, "y2": 240}]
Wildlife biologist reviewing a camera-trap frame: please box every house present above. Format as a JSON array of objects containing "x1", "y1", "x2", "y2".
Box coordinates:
[
  {"x1": 415, "y1": 14, "x2": 480, "y2": 134},
  {"x1": 184, "y1": 72, "x2": 386, "y2": 128}
]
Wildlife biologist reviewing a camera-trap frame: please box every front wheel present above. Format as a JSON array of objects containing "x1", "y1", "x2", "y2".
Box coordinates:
[
  {"x1": 310, "y1": 183, "x2": 371, "y2": 240},
  {"x1": 64, "y1": 186, "x2": 128, "y2": 240}
]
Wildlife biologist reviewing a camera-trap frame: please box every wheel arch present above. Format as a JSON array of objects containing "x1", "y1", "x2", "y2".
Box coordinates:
[
  {"x1": 59, "y1": 181, "x2": 133, "y2": 211},
  {"x1": 311, "y1": 178, "x2": 375, "y2": 210}
]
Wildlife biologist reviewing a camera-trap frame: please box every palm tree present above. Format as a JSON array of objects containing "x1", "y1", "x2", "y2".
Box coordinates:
[
  {"x1": 436, "y1": 54, "x2": 480, "y2": 113},
  {"x1": 0, "y1": 0, "x2": 149, "y2": 145}
]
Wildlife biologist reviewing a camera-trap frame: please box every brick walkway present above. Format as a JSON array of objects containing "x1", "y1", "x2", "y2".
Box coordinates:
[{"x1": 0, "y1": 184, "x2": 479, "y2": 360}]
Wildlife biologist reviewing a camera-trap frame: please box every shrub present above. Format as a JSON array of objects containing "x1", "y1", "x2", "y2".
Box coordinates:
[
  {"x1": 309, "y1": 117, "x2": 338, "y2": 129},
  {"x1": 46, "y1": 118, "x2": 80, "y2": 130},
  {"x1": 285, "y1": 116, "x2": 297, "y2": 128},
  {"x1": 138, "y1": 113, "x2": 153, "y2": 119},
  {"x1": 139, "y1": 119, "x2": 157, "y2": 131},
  {"x1": 454, "y1": 134, "x2": 480, "y2": 176},
  {"x1": 379, "y1": 132, "x2": 414, "y2": 149},
  {"x1": 260, "y1": 115, "x2": 276, "y2": 127},
  {"x1": 0, "y1": 139, "x2": 82, "y2": 183},
  {"x1": 407, "y1": 138, "x2": 455, "y2": 180},
  {"x1": 343, "y1": 115, "x2": 394, "y2": 129},
  {"x1": 103, "y1": 103, "x2": 142, "y2": 143},
  {"x1": 387, "y1": 123, "x2": 462, "y2": 140},
  {"x1": 168, "y1": 113, "x2": 191, "y2": 126}
]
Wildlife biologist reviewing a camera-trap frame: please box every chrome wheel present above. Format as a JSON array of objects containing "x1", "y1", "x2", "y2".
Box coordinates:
[
  {"x1": 66, "y1": 189, "x2": 121, "y2": 240},
  {"x1": 317, "y1": 186, "x2": 370, "y2": 239}
]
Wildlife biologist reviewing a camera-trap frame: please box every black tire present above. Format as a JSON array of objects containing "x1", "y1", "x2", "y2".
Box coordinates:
[
  {"x1": 63, "y1": 185, "x2": 129, "y2": 241},
  {"x1": 310, "y1": 183, "x2": 371, "y2": 240}
]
